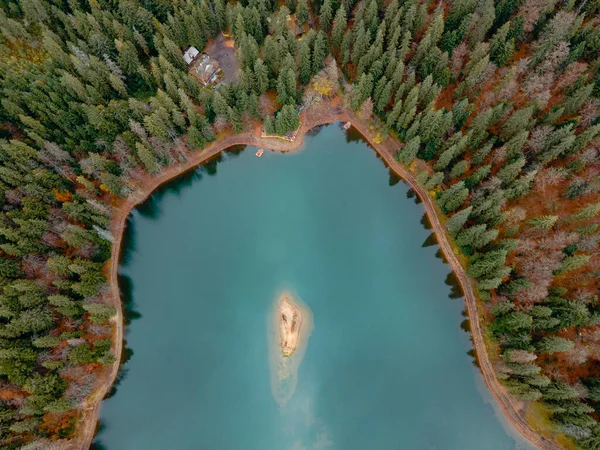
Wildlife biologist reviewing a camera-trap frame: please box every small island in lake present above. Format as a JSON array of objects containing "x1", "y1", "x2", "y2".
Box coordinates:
[
  {"x1": 279, "y1": 295, "x2": 303, "y2": 357},
  {"x1": 269, "y1": 291, "x2": 313, "y2": 406}
]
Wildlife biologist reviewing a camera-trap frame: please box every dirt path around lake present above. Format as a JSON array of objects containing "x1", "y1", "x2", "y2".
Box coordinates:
[{"x1": 70, "y1": 100, "x2": 561, "y2": 450}]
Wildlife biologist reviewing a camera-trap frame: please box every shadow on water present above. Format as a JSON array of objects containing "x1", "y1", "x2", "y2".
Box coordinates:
[
  {"x1": 445, "y1": 272, "x2": 465, "y2": 300},
  {"x1": 344, "y1": 126, "x2": 366, "y2": 145},
  {"x1": 118, "y1": 274, "x2": 142, "y2": 326},
  {"x1": 136, "y1": 194, "x2": 161, "y2": 220},
  {"x1": 137, "y1": 146, "x2": 248, "y2": 220},
  {"x1": 420, "y1": 213, "x2": 432, "y2": 230},
  {"x1": 406, "y1": 187, "x2": 423, "y2": 204},
  {"x1": 223, "y1": 144, "x2": 246, "y2": 158},
  {"x1": 307, "y1": 123, "x2": 329, "y2": 136},
  {"x1": 119, "y1": 217, "x2": 136, "y2": 266},
  {"x1": 422, "y1": 232, "x2": 438, "y2": 248},
  {"x1": 102, "y1": 275, "x2": 139, "y2": 403},
  {"x1": 388, "y1": 170, "x2": 401, "y2": 187},
  {"x1": 201, "y1": 153, "x2": 222, "y2": 176},
  {"x1": 435, "y1": 248, "x2": 448, "y2": 264},
  {"x1": 460, "y1": 308, "x2": 480, "y2": 369}
]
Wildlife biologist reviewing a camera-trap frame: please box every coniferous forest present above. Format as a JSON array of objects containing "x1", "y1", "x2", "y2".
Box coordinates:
[{"x1": 0, "y1": 0, "x2": 600, "y2": 447}]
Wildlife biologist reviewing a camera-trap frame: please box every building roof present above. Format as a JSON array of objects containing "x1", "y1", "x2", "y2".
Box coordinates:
[
  {"x1": 195, "y1": 54, "x2": 220, "y2": 85},
  {"x1": 183, "y1": 46, "x2": 199, "y2": 65}
]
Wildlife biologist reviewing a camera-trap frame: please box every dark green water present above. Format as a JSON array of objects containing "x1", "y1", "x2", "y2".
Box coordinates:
[{"x1": 95, "y1": 125, "x2": 534, "y2": 450}]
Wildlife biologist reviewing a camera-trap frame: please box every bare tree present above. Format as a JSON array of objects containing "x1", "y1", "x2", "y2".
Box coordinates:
[
  {"x1": 556, "y1": 62, "x2": 589, "y2": 91},
  {"x1": 580, "y1": 99, "x2": 600, "y2": 127},
  {"x1": 450, "y1": 42, "x2": 468, "y2": 78},
  {"x1": 358, "y1": 97, "x2": 373, "y2": 120},
  {"x1": 566, "y1": 344, "x2": 590, "y2": 366}
]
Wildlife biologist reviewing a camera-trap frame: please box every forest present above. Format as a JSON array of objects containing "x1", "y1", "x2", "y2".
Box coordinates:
[{"x1": 0, "y1": 0, "x2": 599, "y2": 447}]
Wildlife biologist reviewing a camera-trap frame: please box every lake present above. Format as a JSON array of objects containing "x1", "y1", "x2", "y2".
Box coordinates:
[{"x1": 94, "y1": 124, "x2": 534, "y2": 450}]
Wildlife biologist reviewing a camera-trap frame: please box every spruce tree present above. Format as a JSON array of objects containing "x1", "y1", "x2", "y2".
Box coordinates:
[
  {"x1": 297, "y1": 0, "x2": 310, "y2": 25},
  {"x1": 135, "y1": 142, "x2": 160, "y2": 173},
  {"x1": 299, "y1": 40, "x2": 312, "y2": 85},
  {"x1": 312, "y1": 31, "x2": 329, "y2": 74},
  {"x1": 319, "y1": 0, "x2": 334, "y2": 31},
  {"x1": 446, "y1": 206, "x2": 473, "y2": 235},
  {"x1": 331, "y1": 6, "x2": 347, "y2": 52}
]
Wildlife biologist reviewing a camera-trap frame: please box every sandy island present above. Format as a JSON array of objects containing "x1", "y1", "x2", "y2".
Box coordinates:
[
  {"x1": 280, "y1": 295, "x2": 303, "y2": 357},
  {"x1": 269, "y1": 291, "x2": 313, "y2": 407}
]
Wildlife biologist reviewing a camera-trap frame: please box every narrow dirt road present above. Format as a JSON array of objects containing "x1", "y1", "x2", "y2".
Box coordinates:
[{"x1": 70, "y1": 103, "x2": 561, "y2": 450}]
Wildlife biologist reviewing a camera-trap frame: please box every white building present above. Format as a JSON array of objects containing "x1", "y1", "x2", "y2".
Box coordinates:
[{"x1": 183, "y1": 46, "x2": 200, "y2": 65}]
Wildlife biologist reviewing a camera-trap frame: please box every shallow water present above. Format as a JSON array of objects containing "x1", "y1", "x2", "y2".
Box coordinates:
[{"x1": 94, "y1": 125, "x2": 535, "y2": 450}]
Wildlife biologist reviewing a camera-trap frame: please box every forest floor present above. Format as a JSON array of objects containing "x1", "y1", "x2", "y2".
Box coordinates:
[{"x1": 69, "y1": 96, "x2": 563, "y2": 450}]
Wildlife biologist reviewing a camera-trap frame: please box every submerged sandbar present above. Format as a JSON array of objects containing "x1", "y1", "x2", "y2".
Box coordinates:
[{"x1": 269, "y1": 291, "x2": 313, "y2": 406}]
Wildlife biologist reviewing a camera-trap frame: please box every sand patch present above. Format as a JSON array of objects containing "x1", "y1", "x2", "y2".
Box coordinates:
[{"x1": 268, "y1": 291, "x2": 313, "y2": 407}]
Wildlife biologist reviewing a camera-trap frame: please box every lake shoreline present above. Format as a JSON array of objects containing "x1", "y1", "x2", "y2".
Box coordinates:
[{"x1": 71, "y1": 99, "x2": 559, "y2": 450}]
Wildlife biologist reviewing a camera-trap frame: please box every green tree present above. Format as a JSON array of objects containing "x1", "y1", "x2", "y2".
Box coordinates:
[
  {"x1": 312, "y1": 31, "x2": 329, "y2": 74},
  {"x1": 299, "y1": 40, "x2": 312, "y2": 85},
  {"x1": 319, "y1": 0, "x2": 334, "y2": 31},
  {"x1": 445, "y1": 206, "x2": 473, "y2": 235},
  {"x1": 277, "y1": 68, "x2": 297, "y2": 105},
  {"x1": 275, "y1": 105, "x2": 300, "y2": 135},
  {"x1": 397, "y1": 136, "x2": 420, "y2": 165},
  {"x1": 253, "y1": 59, "x2": 269, "y2": 95},
  {"x1": 438, "y1": 181, "x2": 469, "y2": 213},
  {"x1": 537, "y1": 336, "x2": 575, "y2": 354},
  {"x1": 457, "y1": 224, "x2": 498, "y2": 250},
  {"x1": 331, "y1": 6, "x2": 347, "y2": 52},
  {"x1": 527, "y1": 215, "x2": 558, "y2": 232},
  {"x1": 467, "y1": 249, "x2": 508, "y2": 279},
  {"x1": 297, "y1": 0, "x2": 310, "y2": 25},
  {"x1": 135, "y1": 142, "x2": 161, "y2": 173}
]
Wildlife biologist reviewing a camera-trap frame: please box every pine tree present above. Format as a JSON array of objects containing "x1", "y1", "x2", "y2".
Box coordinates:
[
  {"x1": 501, "y1": 105, "x2": 535, "y2": 141},
  {"x1": 264, "y1": 115, "x2": 276, "y2": 135},
  {"x1": 527, "y1": 215, "x2": 558, "y2": 232},
  {"x1": 397, "y1": 136, "x2": 420, "y2": 164},
  {"x1": 312, "y1": 31, "x2": 329, "y2": 74},
  {"x1": 559, "y1": 254, "x2": 592, "y2": 274},
  {"x1": 438, "y1": 181, "x2": 469, "y2": 213},
  {"x1": 537, "y1": 337, "x2": 575, "y2": 354},
  {"x1": 253, "y1": 59, "x2": 269, "y2": 95},
  {"x1": 277, "y1": 68, "x2": 297, "y2": 105},
  {"x1": 434, "y1": 145, "x2": 457, "y2": 171},
  {"x1": 275, "y1": 105, "x2": 300, "y2": 135},
  {"x1": 331, "y1": 5, "x2": 347, "y2": 52},
  {"x1": 228, "y1": 106, "x2": 243, "y2": 133},
  {"x1": 450, "y1": 160, "x2": 469, "y2": 178},
  {"x1": 445, "y1": 206, "x2": 473, "y2": 235},
  {"x1": 297, "y1": 0, "x2": 310, "y2": 25},
  {"x1": 352, "y1": 21, "x2": 370, "y2": 65},
  {"x1": 319, "y1": 0, "x2": 334, "y2": 31},
  {"x1": 457, "y1": 224, "x2": 498, "y2": 249},
  {"x1": 135, "y1": 142, "x2": 160, "y2": 173},
  {"x1": 188, "y1": 125, "x2": 205, "y2": 149},
  {"x1": 571, "y1": 203, "x2": 600, "y2": 222},
  {"x1": 214, "y1": 0, "x2": 227, "y2": 31},
  {"x1": 467, "y1": 249, "x2": 508, "y2": 279},
  {"x1": 376, "y1": 80, "x2": 393, "y2": 112},
  {"x1": 299, "y1": 40, "x2": 312, "y2": 85},
  {"x1": 350, "y1": 73, "x2": 373, "y2": 110}
]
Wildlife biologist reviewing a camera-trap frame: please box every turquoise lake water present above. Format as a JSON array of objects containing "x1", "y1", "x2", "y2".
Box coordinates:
[{"x1": 94, "y1": 125, "x2": 535, "y2": 450}]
